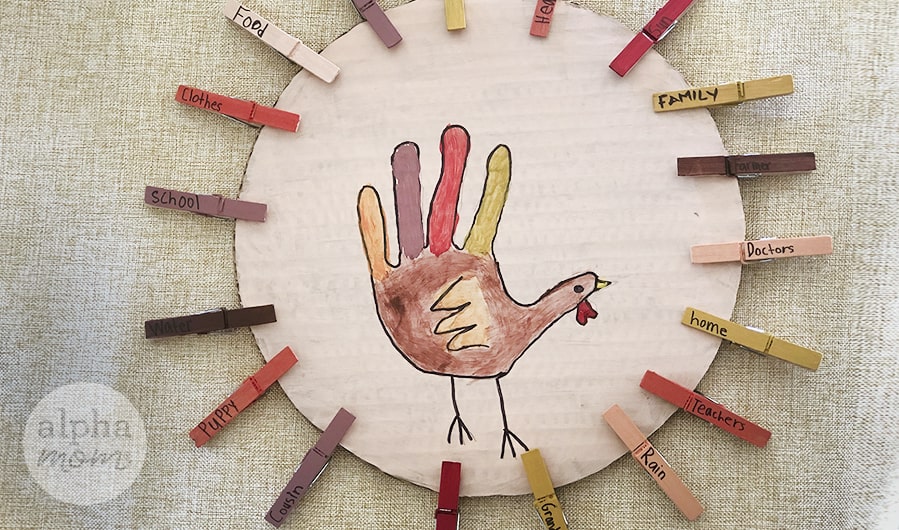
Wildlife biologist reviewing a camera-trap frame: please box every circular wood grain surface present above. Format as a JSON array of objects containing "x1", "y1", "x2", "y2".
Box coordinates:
[{"x1": 235, "y1": 0, "x2": 743, "y2": 496}]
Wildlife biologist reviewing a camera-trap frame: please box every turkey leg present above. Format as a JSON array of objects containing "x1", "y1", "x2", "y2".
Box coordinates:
[
  {"x1": 446, "y1": 376, "x2": 473, "y2": 445},
  {"x1": 496, "y1": 378, "x2": 529, "y2": 458}
]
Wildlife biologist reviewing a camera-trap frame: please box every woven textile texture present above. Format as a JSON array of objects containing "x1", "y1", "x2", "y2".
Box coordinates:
[{"x1": 0, "y1": 1, "x2": 896, "y2": 529}]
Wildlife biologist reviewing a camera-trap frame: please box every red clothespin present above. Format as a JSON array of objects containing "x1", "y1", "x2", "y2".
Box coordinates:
[
  {"x1": 190, "y1": 346, "x2": 298, "y2": 447},
  {"x1": 144, "y1": 186, "x2": 267, "y2": 222},
  {"x1": 530, "y1": 0, "x2": 559, "y2": 38},
  {"x1": 609, "y1": 0, "x2": 696, "y2": 76},
  {"x1": 435, "y1": 461, "x2": 461, "y2": 530},
  {"x1": 266, "y1": 408, "x2": 356, "y2": 527},
  {"x1": 640, "y1": 371, "x2": 772, "y2": 447},
  {"x1": 144, "y1": 305, "x2": 276, "y2": 338},
  {"x1": 176, "y1": 85, "x2": 300, "y2": 132}
]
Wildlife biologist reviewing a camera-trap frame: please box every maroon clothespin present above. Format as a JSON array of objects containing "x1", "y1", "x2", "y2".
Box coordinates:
[
  {"x1": 435, "y1": 461, "x2": 461, "y2": 530},
  {"x1": 265, "y1": 408, "x2": 356, "y2": 527},
  {"x1": 677, "y1": 152, "x2": 816, "y2": 178},
  {"x1": 145, "y1": 186, "x2": 267, "y2": 222},
  {"x1": 640, "y1": 371, "x2": 772, "y2": 447},
  {"x1": 190, "y1": 346, "x2": 298, "y2": 447},
  {"x1": 350, "y1": 0, "x2": 402, "y2": 48},
  {"x1": 176, "y1": 84, "x2": 300, "y2": 132},
  {"x1": 144, "y1": 305, "x2": 276, "y2": 338}
]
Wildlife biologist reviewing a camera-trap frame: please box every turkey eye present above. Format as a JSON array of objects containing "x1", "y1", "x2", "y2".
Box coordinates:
[{"x1": 573, "y1": 285, "x2": 584, "y2": 293}]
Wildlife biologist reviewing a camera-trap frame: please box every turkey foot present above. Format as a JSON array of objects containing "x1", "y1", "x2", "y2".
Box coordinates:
[
  {"x1": 446, "y1": 376, "x2": 474, "y2": 445},
  {"x1": 447, "y1": 414, "x2": 474, "y2": 445},
  {"x1": 500, "y1": 427, "x2": 529, "y2": 459},
  {"x1": 497, "y1": 378, "x2": 529, "y2": 458}
]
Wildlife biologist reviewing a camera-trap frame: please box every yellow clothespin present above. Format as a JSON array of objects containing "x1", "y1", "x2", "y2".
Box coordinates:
[
  {"x1": 444, "y1": 0, "x2": 466, "y2": 31},
  {"x1": 521, "y1": 449, "x2": 569, "y2": 530},
  {"x1": 653, "y1": 75, "x2": 794, "y2": 112},
  {"x1": 682, "y1": 307, "x2": 822, "y2": 370}
]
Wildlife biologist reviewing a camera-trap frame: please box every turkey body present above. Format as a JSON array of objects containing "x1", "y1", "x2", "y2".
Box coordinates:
[{"x1": 373, "y1": 248, "x2": 600, "y2": 378}]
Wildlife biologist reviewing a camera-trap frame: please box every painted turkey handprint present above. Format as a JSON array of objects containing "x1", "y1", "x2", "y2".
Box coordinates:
[{"x1": 357, "y1": 125, "x2": 611, "y2": 458}]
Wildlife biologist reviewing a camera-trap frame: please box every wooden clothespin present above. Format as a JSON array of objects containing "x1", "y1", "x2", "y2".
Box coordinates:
[
  {"x1": 640, "y1": 371, "x2": 772, "y2": 447},
  {"x1": 444, "y1": 0, "x2": 466, "y2": 31},
  {"x1": 682, "y1": 307, "x2": 823, "y2": 370},
  {"x1": 602, "y1": 404, "x2": 704, "y2": 521},
  {"x1": 609, "y1": 0, "x2": 696, "y2": 76},
  {"x1": 530, "y1": 0, "x2": 559, "y2": 38},
  {"x1": 144, "y1": 305, "x2": 276, "y2": 338},
  {"x1": 266, "y1": 408, "x2": 356, "y2": 527},
  {"x1": 434, "y1": 461, "x2": 461, "y2": 530},
  {"x1": 678, "y1": 152, "x2": 816, "y2": 178},
  {"x1": 691, "y1": 235, "x2": 833, "y2": 264},
  {"x1": 223, "y1": 0, "x2": 340, "y2": 83},
  {"x1": 350, "y1": 0, "x2": 402, "y2": 48},
  {"x1": 521, "y1": 449, "x2": 569, "y2": 530},
  {"x1": 653, "y1": 75, "x2": 794, "y2": 112},
  {"x1": 189, "y1": 346, "x2": 298, "y2": 447},
  {"x1": 144, "y1": 186, "x2": 267, "y2": 222},
  {"x1": 175, "y1": 85, "x2": 300, "y2": 132}
]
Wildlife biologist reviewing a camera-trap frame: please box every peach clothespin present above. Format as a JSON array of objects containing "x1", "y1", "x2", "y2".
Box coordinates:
[
  {"x1": 444, "y1": 0, "x2": 465, "y2": 30},
  {"x1": 530, "y1": 0, "x2": 559, "y2": 38},
  {"x1": 176, "y1": 85, "x2": 300, "y2": 132},
  {"x1": 189, "y1": 346, "x2": 298, "y2": 447},
  {"x1": 350, "y1": 0, "x2": 402, "y2": 48},
  {"x1": 521, "y1": 449, "x2": 569, "y2": 530},
  {"x1": 678, "y1": 152, "x2": 816, "y2": 178},
  {"x1": 435, "y1": 461, "x2": 461, "y2": 530},
  {"x1": 682, "y1": 307, "x2": 823, "y2": 370},
  {"x1": 265, "y1": 408, "x2": 356, "y2": 527},
  {"x1": 223, "y1": 0, "x2": 340, "y2": 83},
  {"x1": 690, "y1": 236, "x2": 833, "y2": 264},
  {"x1": 144, "y1": 185, "x2": 267, "y2": 222},
  {"x1": 640, "y1": 371, "x2": 772, "y2": 447},
  {"x1": 603, "y1": 404, "x2": 704, "y2": 521},
  {"x1": 653, "y1": 75, "x2": 794, "y2": 112},
  {"x1": 144, "y1": 305, "x2": 276, "y2": 338}
]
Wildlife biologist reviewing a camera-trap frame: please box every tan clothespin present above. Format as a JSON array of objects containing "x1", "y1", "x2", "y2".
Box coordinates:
[{"x1": 653, "y1": 75, "x2": 794, "y2": 112}]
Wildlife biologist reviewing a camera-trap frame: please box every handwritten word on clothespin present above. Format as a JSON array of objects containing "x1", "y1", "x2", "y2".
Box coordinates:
[
  {"x1": 682, "y1": 307, "x2": 823, "y2": 370},
  {"x1": 521, "y1": 449, "x2": 569, "y2": 530},
  {"x1": 653, "y1": 75, "x2": 794, "y2": 112},
  {"x1": 223, "y1": 1, "x2": 340, "y2": 83},
  {"x1": 350, "y1": 0, "x2": 402, "y2": 48},
  {"x1": 175, "y1": 85, "x2": 300, "y2": 132},
  {"x1": 189, "y1": 346, "x2": 298, "y2": 447},
  {"x1": 609, "y1": 0, "x2": 695, "y2": 76},
  {"x1": 530, "y1": 0, "x2": 559, "y2": 38},
  {"x1": 144, "y1": 305, "x2": 276, "y2": 338},
  {"x1": 603, "y1": 404, "x2": 703, "y2": 521},
  {"x1": 640, "y1": 371, "x2": 772, "y2": 447},
  {"x1": 435, "y1": 461, "x2": 461, "y2": 530},
  {"x1": 145, "y1": 186, "x2": 267, "y2": 222},
  {"x1": 444, "y1": 0, "x2": 466, "y2": 31},
  {"x1": 678, "y1": 153, "x2": 816, "y2": 178},
  {"x1": 691, "y1": 236, "x2": 833, "y2": 264},
  {"x1": 265, "y1": 408, "x2": 356, "y2": 527}
]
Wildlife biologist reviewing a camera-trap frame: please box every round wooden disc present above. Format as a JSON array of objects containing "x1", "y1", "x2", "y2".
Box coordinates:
[{"x1": 235, "y1": 0, "x2": 743, "y2": 496}]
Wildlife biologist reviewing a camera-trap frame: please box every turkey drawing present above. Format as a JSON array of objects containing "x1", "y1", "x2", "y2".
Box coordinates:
[{"x1": 357, "y1": 125, "x2": 612, "y2": 458}]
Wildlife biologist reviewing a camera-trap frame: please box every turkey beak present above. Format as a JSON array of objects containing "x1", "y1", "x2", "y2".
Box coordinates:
[{"x1": 595, "y1": 279, "x2": 612, "y2": 291}]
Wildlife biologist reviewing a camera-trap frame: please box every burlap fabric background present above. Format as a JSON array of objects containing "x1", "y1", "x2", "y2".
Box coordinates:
[{"x1": 0, "y1": 1, "x2": 896, "y2": 528}]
